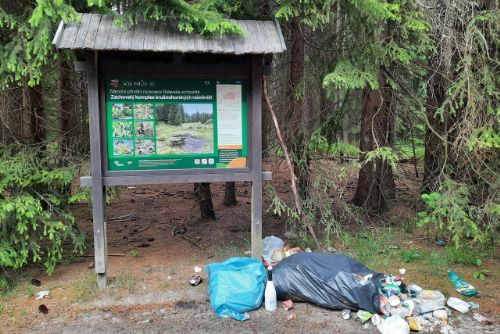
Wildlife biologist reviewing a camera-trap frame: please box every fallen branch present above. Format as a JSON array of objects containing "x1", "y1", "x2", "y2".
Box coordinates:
[
  {"x1": 262, "y1": 76, "x2": 320, "y2": 248},
  {"x1": 79, "y1": 253, "x2": 125, "y2": 257},
  {"x1": 108, "y1": 214, "x2": 138, "y2": 222}
]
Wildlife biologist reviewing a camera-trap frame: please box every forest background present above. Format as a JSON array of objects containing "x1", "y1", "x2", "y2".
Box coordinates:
[{"x1": 0, "y1": 0, "x2": 498, "y2": 280}]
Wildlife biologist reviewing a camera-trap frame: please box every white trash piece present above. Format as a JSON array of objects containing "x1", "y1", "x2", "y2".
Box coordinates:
[
  {"x1": 413, "y1": 290, "x2": 445, "y2": 314},
  {"x1": 264, "y1": 266, "x2": 277, "y2": 311},
  {"x1": 379, "y1": 315, "x2": 410, "y2": 334},
  {"x1": 262, "y1": 236, "x2": 285, "y2": 263},
  {"x1": 194, "y1": 266, "x2": 202, "y2": 273},
  {"x1": 35, "y1": 291, "x2": 50, "y2": 300},
  {"x1": 446, "y1": 297, "x2": 470, "y2": 313}
]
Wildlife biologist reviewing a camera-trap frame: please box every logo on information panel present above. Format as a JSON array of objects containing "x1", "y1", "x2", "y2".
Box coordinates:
[{"x1": 110, "y1": 79, "x2": 120, "y2": 88}]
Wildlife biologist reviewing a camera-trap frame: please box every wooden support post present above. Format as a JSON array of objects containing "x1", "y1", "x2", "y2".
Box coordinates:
[
  {"x1": 87, "y1": 51, "x2": 108, "y2": 288},
  {"x1": 251, "y1": 56, "x2": 263, "y2": 259}
]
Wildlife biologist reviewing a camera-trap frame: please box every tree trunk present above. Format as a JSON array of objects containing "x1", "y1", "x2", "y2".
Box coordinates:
[
  {"x1": 194, "y1": 183, "x2": 216, "y2": 219},
  {"x1": 421, "y1": 79, "x2": 446, "y2": 194},
  {"x1": 21, "y1": 84, "x2": 44, "y2": 144},
  {"x1": 352, "y1": 73, "x2": 395, "y2": 212},
  {"x1": 289, "y1": 16, "x2": 310, "y2": 197},
  {"x1": 223, "y1": 182, "x2": 237, "y2": 206}
]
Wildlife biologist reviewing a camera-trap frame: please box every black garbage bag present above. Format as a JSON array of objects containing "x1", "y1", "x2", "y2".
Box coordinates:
[{"x1": 273, "y1": 252, "x2": 383, "y2": 313}]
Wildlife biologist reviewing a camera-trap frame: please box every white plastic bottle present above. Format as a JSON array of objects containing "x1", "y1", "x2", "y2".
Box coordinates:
[{"x1": 265, "y1": 266, "x2": 277, "y2": 311}]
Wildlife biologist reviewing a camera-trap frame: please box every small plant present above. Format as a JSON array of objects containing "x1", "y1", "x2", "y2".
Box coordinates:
[
  {"x1": 340, "y1": 231, "x2": 353, "y2": 248},
  {"x1": 129, "y1": 249, "x2": 140, "y2": 257},
  {"x1": 418, "y1": 180, "x2": 487, "y2": 248},
  {"x1": 400, "y1": 250, "x2": 421, "y2": 263},
  {"x1": 0, "y1": 146, "x2": 85, "y2": 274},
  {"x1": 427, "y1": 251, "x2": 448, "y2": 268},
  {"x1": 445, "y1": 246, "x2": 482, "y2": 266},
  {"x1": 472, "y1": 269, "x2": 490, "y2": 281}
]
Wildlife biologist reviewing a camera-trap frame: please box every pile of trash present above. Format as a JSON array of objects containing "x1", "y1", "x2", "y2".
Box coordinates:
[{"x1": 205, "y1": 235, "x2": 484, "y2": 334}]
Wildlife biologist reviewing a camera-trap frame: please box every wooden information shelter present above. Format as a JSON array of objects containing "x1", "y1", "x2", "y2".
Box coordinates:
[{"x1": 53, "y1": 14, "x2": 286, "y2": 287}]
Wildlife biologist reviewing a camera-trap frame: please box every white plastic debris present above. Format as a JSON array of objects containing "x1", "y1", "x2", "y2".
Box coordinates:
[
  {"x1": 194, "y1": 266, "x2": 202, "y2": 273},
  {"x1": 446, "y1": 297, "x2": 470, "y2": 313},
  {"x1": 262, "y1": 236, "x2": 285, "y2": 262},
  {"x1": 379, "y1": 315, "x2": 410, "y2": 334},
  {"x1": 473, "y1": 313, "x2": 488, "y2": 323},
  {"x1": 35, "y1": 291, "x2": 50, "y2": 300},
  {"x1": 305, "y1": 248, "x2": 312, "y2": 252},
  {"x1": 327, "y1": 246, "x2": 336, "y2": 253},
  {"x1": 244, "y1": 250, "x2": 251, "y2": 255},
  {"x1": 399, "y1": 268, "x2": 406, "y2": 275}
]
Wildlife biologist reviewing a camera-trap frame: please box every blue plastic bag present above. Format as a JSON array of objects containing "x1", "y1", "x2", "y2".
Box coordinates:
[{"x1": 206, "y1": 257, "x2": 267, "y2": 321}]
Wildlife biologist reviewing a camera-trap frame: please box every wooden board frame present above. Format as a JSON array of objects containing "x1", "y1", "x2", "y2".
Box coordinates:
[{"x1": 83, "y1": 51, "x2": 265, "y2": 287}]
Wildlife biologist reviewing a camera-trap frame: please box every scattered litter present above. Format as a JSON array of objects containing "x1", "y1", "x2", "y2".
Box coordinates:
[
  {"x1": 167, "y1": 276, "x2": 172, "y2": 280},
  {"x1": 379, "y1": 315, "x2": 410, "y2": 334},
  {"x1": 127, "y1": 186, "x2": 136, "y2": 189},
  {"x1": 413, "y1": 290, "x2": 445, "y2": 314},
  {"x1": 262, "y1": 236, "x2": 285, "y2": 263},
  {"x1": 282, "y1": 300, "x2": 294, "y2": 311},
  {"x1": 140, "y1": 319, "x2": 151, "y2": 324},
  {"x1": 355, "y1": 310, "x2": 372, "y2": 323},
  {"x1": 286, "y1": 314, "x2": 296, "y2": 321},
  {"x1": 363, "y1": 323, "x2": 370, "y2": 329},
  {"x1": 265, "y1": 266, "x2": 277, "y2": 312},
  {"x1": 206, "y1": 257, "x2": 266, "y2": 321},
  {"x1": 398, "y1": 268, "x2": 406, "y2": 276},
  {"x1": 194, "y1": 266, "x2": 202, "y2": 273},
  {"x1": 435, "y1": 239, "x2": 446, "y2": 247},
  {"x1": 341, "y1": 309, "x2": 351, "y2": 320},
  {"x1": 408, "y1": 284, "x2": 423, "y2": 298},
  {"x1": 389, "y1": 295, "x2": 401, "y2": 307},
  {"x1": 305, "y1": 247, "x2": 312, "y2": 252},
  {"x1": 389, "y1": 245, "x2": 399, "y2": 249},
  {"x1": 327, "y1": 246, "x2": 336, "y2": 253},
  {"x1": 433, "y1": 309, "x2": 448, "y2": 323},
  {"x1": 35, "y1": 291, "x2": 50, "y2": 300},
  {"x1": 244, "y1": 250, "x2": 251, "y2": 255},
  {"x1": 406, "y1": 316, "x2": 423, "y2": 331},
  {"x1": 448, "y1": 271, "x2": 477, "y2": 296},
  {"x1": 468, "y1": 301, "x2": 479, "y2": 309},
  {"x1": 473, "y1": 313, "x2": 487, "y2": 323},
  {"x1": 189, "y1": 275, "x2": 202, "y2": 286},
  {"x1": 31, "y1": 278, "x2": 41, "y2": 287},
  {"x1": 371, "y1": 313, "x2": 382, "y2": 326},
  {"x1": 38, "y1": 304, "x2": 49, "y2": 314},
  {"x1": 446, "y1": 297, "x2": 470, "y2": 313}
]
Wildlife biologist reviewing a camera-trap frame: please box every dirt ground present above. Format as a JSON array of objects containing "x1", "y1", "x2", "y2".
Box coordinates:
[{"x1": 1, "y1": 160, "x2": 499, "y2": 333}]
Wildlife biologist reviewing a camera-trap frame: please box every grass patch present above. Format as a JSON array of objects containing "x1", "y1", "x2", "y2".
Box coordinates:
[
  {"x1": 426, "y1": 251, "x2": 449, "y2": 268},
  {"x1": 73, "y1": 272, "x2": 98, "y2": 302},
  {"x1": 113, "y1": 274, "x2": 137, "y2": 293},
  {"x1": 445, "y1": 246, "x2": 483, "y2": 266},
  {"x1": 214, "y1": 240, "x2": 244, "y2": 262},
  {"x1": 400, "y1": 249, "x2": 421, "y2": 263}
]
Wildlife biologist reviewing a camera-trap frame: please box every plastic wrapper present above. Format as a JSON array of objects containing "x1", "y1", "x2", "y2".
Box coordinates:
[{"x1": 273, "y1": 253, "x2": 383, "y2": 313}]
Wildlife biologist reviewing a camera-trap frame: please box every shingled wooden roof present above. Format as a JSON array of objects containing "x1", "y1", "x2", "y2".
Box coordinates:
[{"x1": 52, "y1": 13, "x2": 286, "y2": 54}]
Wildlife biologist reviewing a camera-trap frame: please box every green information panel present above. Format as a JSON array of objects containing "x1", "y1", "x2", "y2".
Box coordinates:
[{"x1": 105, "y1": 78, "x2": 248, "y2": 171}]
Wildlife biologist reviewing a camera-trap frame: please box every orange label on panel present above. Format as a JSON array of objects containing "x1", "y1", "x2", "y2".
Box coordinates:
[
  {"x1": 227, "y1": 157, "x2": 247, "y2": 168},
  {"x1": 218, "y1": 144, "x2": 243, "y2": 150}
]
